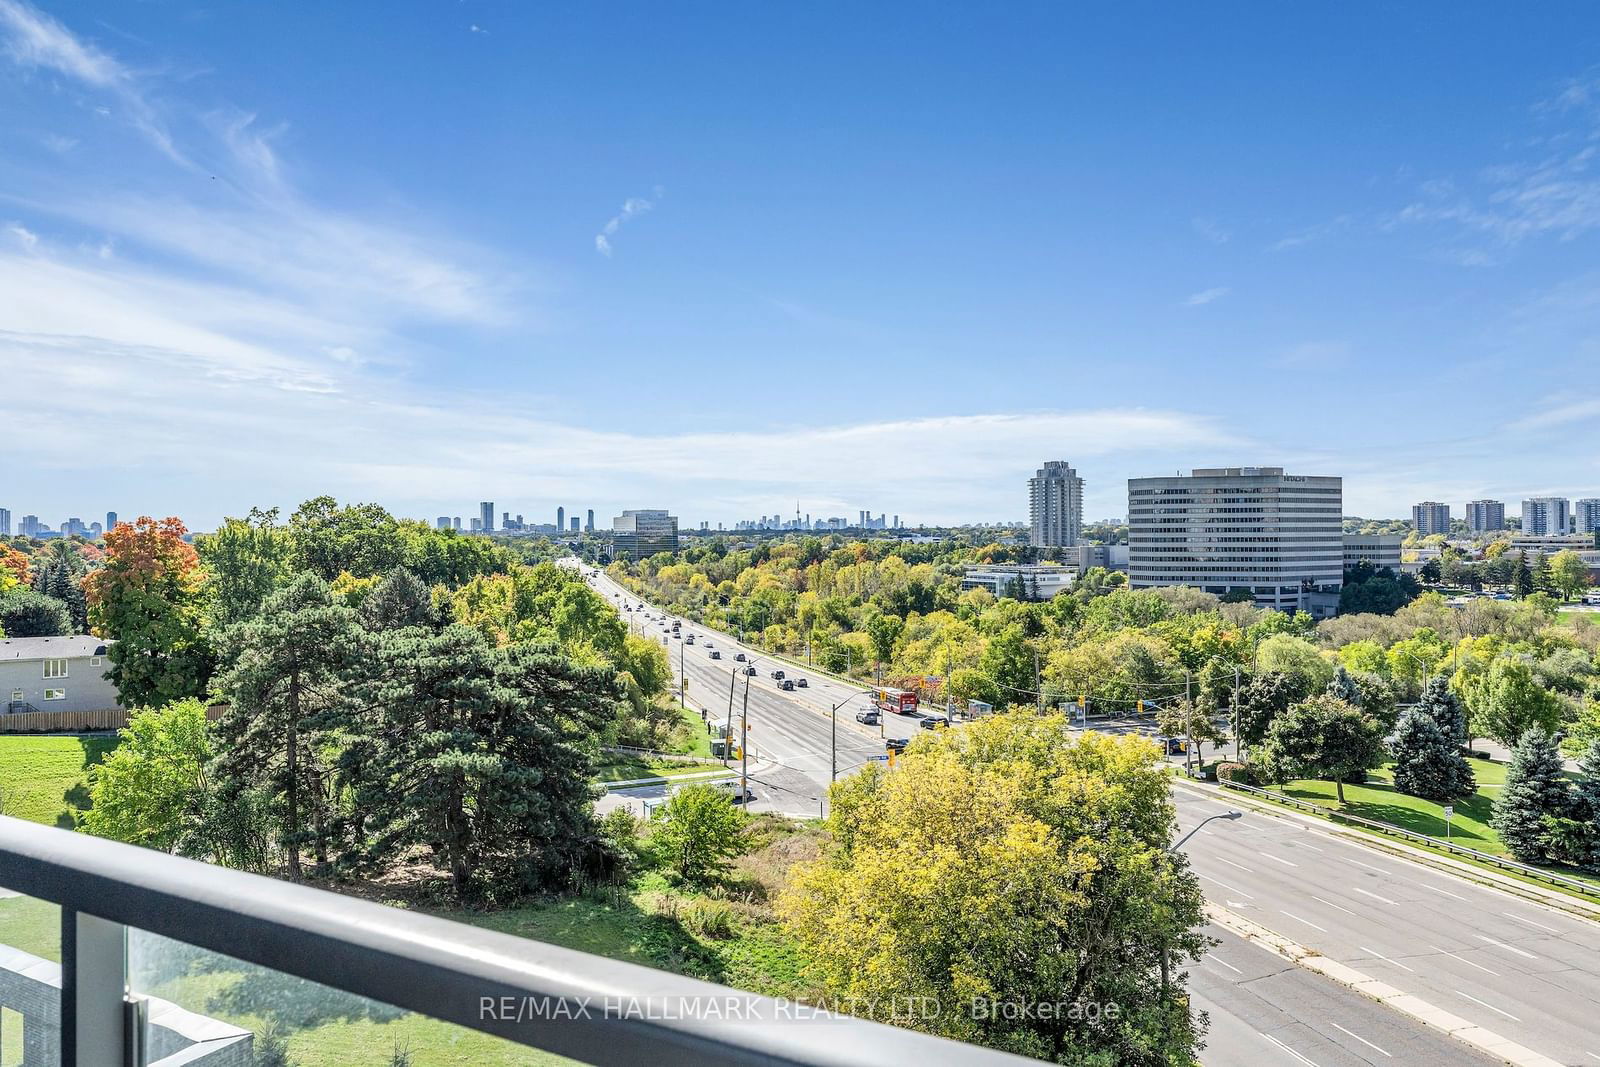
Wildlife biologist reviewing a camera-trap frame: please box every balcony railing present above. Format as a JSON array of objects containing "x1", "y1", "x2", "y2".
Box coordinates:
[{"x1": 0, "y1": 815, "x2": 1034, "y2": 1066}]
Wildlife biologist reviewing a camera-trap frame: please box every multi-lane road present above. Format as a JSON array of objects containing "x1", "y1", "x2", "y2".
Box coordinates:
[{"x1": 577, "y1": 563, "x2": 1599, "y2": 1066}]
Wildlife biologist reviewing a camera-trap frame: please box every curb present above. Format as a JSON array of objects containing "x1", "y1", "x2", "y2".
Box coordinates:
[
  {"x1": 1207, "y1": 902, "x2": 1560, "y2": 1067},
  {"x1": 1174, "y1": 778, "x2": 1600, "y2": 924}
]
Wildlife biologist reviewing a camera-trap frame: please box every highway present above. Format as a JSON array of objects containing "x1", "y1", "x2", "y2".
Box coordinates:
[
  {"x1": 1174, "y1": 786, "x2": 1600, "y2": 1065},
  {"x1": 577, "y1": 563, "x2": 1588, "y2": 1065}
]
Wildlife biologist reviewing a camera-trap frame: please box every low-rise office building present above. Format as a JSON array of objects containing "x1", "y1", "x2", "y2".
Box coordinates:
[
  {"x1": 960, "y1": 564, "x2": 1076, "y2": 601},
  {"x1": 612, "y1": 509, "x2": 679, "y2": 559},
  {"x1": 1, "y1": 636, "x2": 120, "y2": 715},
  {"x1": 1342, "y1": 534, "x2": 1404, "y2": 573}
]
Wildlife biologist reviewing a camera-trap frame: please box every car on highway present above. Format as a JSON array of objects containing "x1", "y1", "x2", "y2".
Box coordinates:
[
  {"x1": 778, "y1": 679, "x2": 796, "y2": 691},
  {"x1": 855, "y1": 708, "x2": 880, "y2": 725},
  {"x1": 918, "y1": 716, "x2": 949, "y2": 730},
  {"x1": 794, "y1": 677, "x2": 807, "y2": 687},
  {"x1": 884, "y1": 737, "x2": 908, "y2": 753},
  {"x1": 743, "y1": 665, "x2": 757, "y2": 676},
  {"x1": 1156, "y1": 736, "x2": 1188, "y2": 755},
  {"x1": 734, "y1": 653, "x2": 747, "y2": 662},
  {"x1": 770, "y1": 669, "x2": 785, "y2": 680},
  {"x1": 685, "y1": 635, "x2": 695, "y2": 645},
  {"x1": 709, "y1": 650, "x2": 722, "y2": 659}
]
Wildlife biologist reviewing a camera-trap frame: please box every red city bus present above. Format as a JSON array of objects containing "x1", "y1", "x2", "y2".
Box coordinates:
[{"x1": 873, "y1": 686, "x2": 919, "y2": 715}]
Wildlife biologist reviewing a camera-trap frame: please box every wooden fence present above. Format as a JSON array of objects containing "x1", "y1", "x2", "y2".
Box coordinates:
[{"x1": 0, "y1": 705, "x2": 228, "y2": 734}]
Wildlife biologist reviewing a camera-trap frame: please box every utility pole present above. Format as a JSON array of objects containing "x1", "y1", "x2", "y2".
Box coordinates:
[
  {"x1": 740, "y1": 670, "x2": 751, "y2": 802},
  {"x1": 1184, "y1": 669, "x2": 1195, "y2": 775},
  {"x1": 679, "y1": 633, "x2": 686, "y2": 707},
  {"x1": 724, "y1": 669, "x2": 737, "y2": 766},
  {"x1": 1232, "y1": 664, "x2": 1242, "y2": 762},
  {"x1": 1034, "y1": 649, "x2": 1044, "y2": 716}
]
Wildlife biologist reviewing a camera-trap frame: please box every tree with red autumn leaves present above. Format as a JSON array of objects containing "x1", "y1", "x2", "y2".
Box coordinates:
[{"x1": 85, "y1": 517, "x2": 214, "y2": 707}]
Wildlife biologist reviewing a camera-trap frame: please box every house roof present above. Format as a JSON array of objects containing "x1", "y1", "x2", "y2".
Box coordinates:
[{"x1": 0, "y1": 635, "x2": 111, "y2": 661}]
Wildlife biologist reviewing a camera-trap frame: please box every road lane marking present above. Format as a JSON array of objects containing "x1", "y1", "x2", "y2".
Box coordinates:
[
  {"x1": 1197, "y1": 873, "x2": 1253, "y2": 898},
  {"x1": 1279, "y1": 910, "x2": 1327, "y2": 932},
  {"x1": 1263, "y1": 1034, "x2": 1321, "y2": 1066},
  {"x1": 1329, "y1": 1022, "x2": 1390, "y2": 1058},
  {"x1": 1345, "y1": 857, "x2": 1389, "y2": 874},
  {"x1": 1206, "y1": 953, "x2": 1242, "y2": 974},
  {"x1": 1352, "y1": 887, "x2": 1399, "y2": 905},
  {"x1": 1217, "y1": 857, "x2": 1255, "y2": 873},
  {"x1": 1292, "y1": 839, "x2": 1326, "y2": 853},
  {"x1": 1502, "y1": 911, "x2": 1559, "y2": 933},
  {"x1": 1474, "y1": 934, "x2": 1538, "y2": 960},
  {"x1": 1428, "y1": 945, "x2": 1499, "y2": 976},
  {"x1": 1455, "y1": 990, "x2": 1520, "y2": 1022},
  {"x1": 1262, "y1": 852, "x2": 1299, "y2": 868},
  {"x1": 1358, "y1": 945, "x2": 1415, "y2": 973},
  {"x1": 1310, "y1": 895, "x2": 1356, "y2": 917},
  {"x1": 1420, "y1": 883, "x2": 1469, "y2": 902}
]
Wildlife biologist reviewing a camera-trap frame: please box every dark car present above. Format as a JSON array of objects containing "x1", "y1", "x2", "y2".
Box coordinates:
[
  {"x1": 709, "y1": 650, "x2": 722, "y2": 660},
  {"x1": 734, "y1": 653, "x2": 747, "y2": 662},
  {"x1": 794, "y1": 678, "x2": 808, "y2": 688},
  {"x1": 884, "y1": 737, "x2": 909, "y2": 753},
  {"x1": 770, "y1": 669, "x2": 785, "y2": 680},
  {"x1": 918, "y1": 716, "x2": 949, "y2": 731},
  {"x1": 1157, "y1": 736, "x2": 1188, "y2": 755},
  {"x1": 744, "y1": 665, "x2": 757, "y2": 676},
  {"x1": 778, "y1": 679, "x2": 795, "y2": 691},
  {"x1": 856, "y1": 708, "x2": 881, "y2": 726}
]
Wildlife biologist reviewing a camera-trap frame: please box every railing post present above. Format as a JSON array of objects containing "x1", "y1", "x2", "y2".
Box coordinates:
[{"x1": 59, "y1": 908, "x2": 129, "y2": 1067}]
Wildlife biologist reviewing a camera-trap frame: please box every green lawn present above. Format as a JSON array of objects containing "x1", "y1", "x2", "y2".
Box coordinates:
[
  {"x1": 595, "y1": 757, "x2": 726, "y2": 783},
  {"x1": 1260, "y1": 756, "x2": 1600, "y2": 892},
  {"x1": 0, "y1": 733, "x2": 120, "y2": 828}
]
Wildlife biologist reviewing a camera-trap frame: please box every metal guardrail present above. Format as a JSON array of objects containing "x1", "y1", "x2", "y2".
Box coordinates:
[
  {"x1": 0, "y1": 816, "x2": 1035, "y2": 1067},
  {"x1": 1217, "y1": 779, "x2": 1600, "y2": 901}
]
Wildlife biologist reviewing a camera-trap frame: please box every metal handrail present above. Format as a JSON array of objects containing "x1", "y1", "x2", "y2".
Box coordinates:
[
  {"x1": 0, "y1": 816, "x2": 1034, "y2": 1066},
  {"x1": 1216, "y1": 779, "x2": 1600, "y2": 900}
]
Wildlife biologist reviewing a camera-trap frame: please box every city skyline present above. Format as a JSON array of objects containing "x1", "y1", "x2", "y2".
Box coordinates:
[{"x1": 3, "y1": 3, "x2": 1600, "y2": 525}]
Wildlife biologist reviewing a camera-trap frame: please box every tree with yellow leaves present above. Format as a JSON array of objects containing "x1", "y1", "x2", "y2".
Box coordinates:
[{"x1": 782, "y1": 715, "x2": 1209, "y2": 1065}]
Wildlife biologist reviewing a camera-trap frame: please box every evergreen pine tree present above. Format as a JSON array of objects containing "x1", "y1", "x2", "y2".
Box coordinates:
[
  {"x1": 361, "y1": 567, "x2": 440, "y2": 632},
  {"x1": 1327, "y1": 665, "x2": 1361, "y2": 706},
  {"x1": 1389, "y1": 707, "x2": 1475, "y2": 801},
  {"x1": 1531, "y1": 552, "x2": 1557, "y2": 597},
  {"x1": 1513, "y1": 551, "x2": 1534, "y2": 598},
  {"x1": 1491, "y1": 726, "x2": 1570, "y2": 863},
  {"x1": 1417, "y1": 675, "x2": 1468, "y2": 747},
  {"x1": 213, "y1": 574, "x2": 365, "y2": 879}
]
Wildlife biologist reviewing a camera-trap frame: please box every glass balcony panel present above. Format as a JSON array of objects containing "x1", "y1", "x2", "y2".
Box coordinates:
[
  {"x1": 0, "y1": 886, "x2": 59, "y2": 1067},
  {"x1": 126, "y1": 927, "x2": 584, "y2": 1066}
]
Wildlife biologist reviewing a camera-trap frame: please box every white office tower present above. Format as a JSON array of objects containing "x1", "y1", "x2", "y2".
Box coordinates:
[{"x1": 1128, "y1": 466, "x2": 1344, "y2": 619}]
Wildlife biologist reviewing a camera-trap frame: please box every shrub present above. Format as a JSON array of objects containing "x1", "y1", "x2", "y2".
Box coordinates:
[
  {"x1": 681, "y1": 897, "x2": 735, "y2": 939},
  {"x1": 1215, "y1": 762, "x2": 1256, "y2": 786}
]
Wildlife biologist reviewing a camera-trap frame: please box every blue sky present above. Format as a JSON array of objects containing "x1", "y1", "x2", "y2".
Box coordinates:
[{"x1": 4, "y1": 1, "x2": 1600, "y2": 530}]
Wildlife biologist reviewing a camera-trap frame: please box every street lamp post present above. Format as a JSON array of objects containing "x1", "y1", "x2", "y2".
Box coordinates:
[{"x1": 1162, "y1": 809, "x2": 1242, "y2": 1024}]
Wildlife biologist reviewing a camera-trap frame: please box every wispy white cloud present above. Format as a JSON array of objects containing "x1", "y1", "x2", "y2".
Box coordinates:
[
  {"x1": 594, "y1": 190, "x2": 662, "y2": 256},
  {"x1": 1271, "y1": 340, "x2": 1350, "y2": 368},
  {"x1": 1191, "y1": 217, "x2": 1231, "y2": 244},
  {"x1": 1183, "y1": 286, "x2": 1229, "y2": 307},
  {"x1": 0, "y1": 0, "x2": 183, "y2": 162},
  {"x1": 6, "y1": 222, "x2": 38, "y2": 249},
  {"x1": 1271, "y1": 215, "x2": 1352, "y2": 250}
]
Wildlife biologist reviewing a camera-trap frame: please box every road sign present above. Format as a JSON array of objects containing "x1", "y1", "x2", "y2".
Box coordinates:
[
  {"x1": 1442, "y1": 805, "x2": 1453, "y2": 817},
  {"x1": 869, "y1": 755, "x2": 888, "y2": 761}
]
